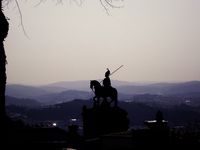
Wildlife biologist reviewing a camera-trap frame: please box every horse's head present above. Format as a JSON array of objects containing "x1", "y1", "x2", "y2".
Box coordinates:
[
  {"x1": 90, "y1": 80, "x2": 94, "y2": 90},
  {"x1": 90, "y1": 80, "x2": 101, "y2": 90}
]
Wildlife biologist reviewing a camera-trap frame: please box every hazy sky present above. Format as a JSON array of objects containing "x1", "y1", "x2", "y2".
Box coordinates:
[{"x1": 4, "y1": 0, "x2": 200, "y2": 85}]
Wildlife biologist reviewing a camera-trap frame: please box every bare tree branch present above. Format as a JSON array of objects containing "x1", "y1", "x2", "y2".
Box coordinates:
[
  {"x1": 73, "y1": 0, "x2": 83, "y2": 7},
  {"x1": 99, "y1": 0, "x2": 124, "y2": 15},
  {"x1": 55, "y1": 0, "x2": 64, "y2": 5},
  {"x1": 2, "y1": 0, "x2": 12, "y2": 8},
  {"x1": 34, "y1": 0, "x2": 45, "y2": 7},
  {"x1": 3, "y1": 0, "x2": 124, "y2": 37},
  {"x1": 100, "y1": 0, "x2": 110, "y2": 15},
  {"x1": 14, "y1": 0, "x2": 29, "y2": 39},
  {"x1": 105, "y1": 0, "x2": 124, "y2": 8}
]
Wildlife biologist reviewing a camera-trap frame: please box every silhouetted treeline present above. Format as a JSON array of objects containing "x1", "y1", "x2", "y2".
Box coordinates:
[{"x1": 6, "y1": 99, "x2": 200, "y2": 127}]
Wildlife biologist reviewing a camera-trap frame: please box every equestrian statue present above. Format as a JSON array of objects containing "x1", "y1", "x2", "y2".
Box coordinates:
[{"x1": 90, "y1": 68, "x2": 120, "y2": 107}]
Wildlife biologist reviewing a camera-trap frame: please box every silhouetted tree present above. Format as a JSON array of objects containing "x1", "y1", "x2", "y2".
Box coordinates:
[
  {"x1": 0, "y1": 0, "x2": 9, "y2": 121},
  {"x1": 155, "y1": 110, "x2": 164, "y2": 123}
]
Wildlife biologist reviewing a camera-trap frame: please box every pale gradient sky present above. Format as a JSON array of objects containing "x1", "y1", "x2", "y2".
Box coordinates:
[{"x1": 4, "y1": 0, "x2": 200, "y2": 85}]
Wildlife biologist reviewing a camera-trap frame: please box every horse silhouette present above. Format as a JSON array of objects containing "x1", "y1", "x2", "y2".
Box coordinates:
[{"x1": 90, "y1": 80, "x2": 118, "y2": 107}]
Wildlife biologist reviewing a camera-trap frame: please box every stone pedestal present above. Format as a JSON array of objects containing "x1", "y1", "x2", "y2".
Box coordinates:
[{"x1": 82, "y1": 105, "x2": 129, "y2": 139}]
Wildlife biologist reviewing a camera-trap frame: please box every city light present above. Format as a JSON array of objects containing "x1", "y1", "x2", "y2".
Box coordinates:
[
  {"x1": 52, "y1": 122, "x2": 57, "y2": 127},
  {"x1": 71, "y1": 118, "x2": 77, "y2": 122}
]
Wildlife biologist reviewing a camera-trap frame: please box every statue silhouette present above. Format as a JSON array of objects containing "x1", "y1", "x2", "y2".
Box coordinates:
[
  {"x1": 90, "y1": 68, "x2": 118, "y2": 107},
  {"x1": 90, "y1": 80, "x2": 118, "y2": 107}
]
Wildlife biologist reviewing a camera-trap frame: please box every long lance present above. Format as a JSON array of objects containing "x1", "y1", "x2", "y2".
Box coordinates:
[
  {"x1": 110, "y1": 65, "x2": 124, "y2": 76},
  {"x1": 100, "y1": 65, "x2": 124, "y2": 83}
]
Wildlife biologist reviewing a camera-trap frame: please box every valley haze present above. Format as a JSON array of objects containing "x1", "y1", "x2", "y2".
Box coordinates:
[{"x1": 6, "y1": 80, "x2": 200, "y2": 105}]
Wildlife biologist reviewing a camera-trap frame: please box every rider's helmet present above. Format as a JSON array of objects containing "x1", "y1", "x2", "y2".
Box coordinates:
[{"x1": 105, "y1": 68, "x2": 110, "y2": 77}]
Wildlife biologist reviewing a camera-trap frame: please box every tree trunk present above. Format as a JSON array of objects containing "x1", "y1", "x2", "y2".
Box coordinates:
[{"x1": 0, "y1": 0, "x2": 9, "y2": 121}]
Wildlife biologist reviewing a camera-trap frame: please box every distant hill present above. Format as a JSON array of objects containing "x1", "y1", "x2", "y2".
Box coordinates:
[
  {"x1": 6, "y1": 84, "x2": 51, "y2": 99},
  {"x1": 6, "y1": 96, "x2": 42, "y2": 108},
  {"x1": 37, "y1": 90, "x2": 93, "y2": 104},
  {"x1": 40, "y1": 80, "x2": 200, "y2": 96},
  {"x1": 117, "y1": 81, "x2": 200, "y2": 96},
  {"x1": 5, "y1": 83, "x2": 134, "y2": 105},
  {"x1": 41, "y1": 80, "x2": 136, "y2": 92},
  {"x1": 6, "y1": 81, "x2": 200, "y2": 105},
  {"x1": 6, "y1": 80, "x2": 136, "y2": 99},
  {"x1": 6, "y1": 99, "x2": 93, "y2": 121}
]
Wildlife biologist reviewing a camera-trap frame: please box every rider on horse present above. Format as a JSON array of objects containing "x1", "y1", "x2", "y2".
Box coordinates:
[{"x1": 90, "y1": 68, "x2": 118, "y2": 107}]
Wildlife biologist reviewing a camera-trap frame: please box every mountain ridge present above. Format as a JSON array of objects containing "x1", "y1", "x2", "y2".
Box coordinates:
[{"x1": 6, "y1": 80, "x2": 200, "y2": 105}]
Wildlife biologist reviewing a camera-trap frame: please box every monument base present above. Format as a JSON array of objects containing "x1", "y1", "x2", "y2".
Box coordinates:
[{"x1": 82, "y1": 105, "x2": 129, "y2": 139}]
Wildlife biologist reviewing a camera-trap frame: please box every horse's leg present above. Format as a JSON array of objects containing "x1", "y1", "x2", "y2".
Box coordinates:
[
  {"x1": 107, "y1": 97, "x2": 112, "y2": 106},
  {"x1": 94, "y1": 95, "x2": 101, "y2": 106},
  {"x1": 93, "y1": 96, "x2": 97, "y2": 106},
  {"x1": 114, "y1": 91, "x2": 118, "y2": 107},
  {"x1": 114, "y1": 98, "x2": 118, "y2": 107},
  {"x1": 109, "y1": 97, "x2": 114, "y2": 107},
  {"x1": 110, "y1": 90, "x2": 118, "y2": 107},
  {"x1": 96, "y1": 97, "x2": 100, "y2": 106},
  {"x1": 100, "y1": 96, "x2": 107, "y2": 107}
]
